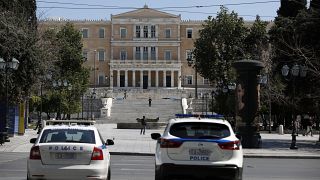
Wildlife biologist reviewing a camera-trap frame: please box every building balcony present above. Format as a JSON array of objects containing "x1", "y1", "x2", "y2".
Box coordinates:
[{"x1": 109, "y1": 59, "x2": 182, "y2": 69}]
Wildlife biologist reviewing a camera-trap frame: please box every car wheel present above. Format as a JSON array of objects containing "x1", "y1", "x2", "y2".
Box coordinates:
[
  {"x1": 107, "y1": 168, "x2": 111, "y2": 180},
  {"x1": 27, "y1": 172, "x2": 31, "y2": 180},
  {"x1": 155, "y1": 166, "x2": 165, "y2": 180}
]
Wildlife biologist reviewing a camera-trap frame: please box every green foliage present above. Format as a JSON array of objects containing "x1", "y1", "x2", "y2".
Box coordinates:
[
  {"x1": 0, "y1": 0, "x2": 40, "y2": 103},
  {"x1": 244, "y1": 16, "x2": 269, "y2": 60},
  {"x1": 193, "y1": 7, "x2": 270, "y2": 116},
  {"x1": 270, "y1": 0, "x2": 320, "y2": 115},
  {"x1": 193, "y1": 7, "x2": 248, "y2": 87},
  {"x1": 36, "y1": 23, "x2": 89, "y2": 117},
  {"x1": 277, "y1": 0, "x2": 307, "y2": 17}
]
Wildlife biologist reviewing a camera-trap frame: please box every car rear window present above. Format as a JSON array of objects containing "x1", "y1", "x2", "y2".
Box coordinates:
[
  {"x1": 39, "y1": 129, "x2": 96, "y2": 144},
  {"x1": 169, "y1": 122, "x2": 230, "y2": 139}
]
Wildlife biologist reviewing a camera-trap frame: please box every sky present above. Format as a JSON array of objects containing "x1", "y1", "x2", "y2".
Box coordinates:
[{"x1": 36, "y1": 0, "x2": 283, "y2": 21}]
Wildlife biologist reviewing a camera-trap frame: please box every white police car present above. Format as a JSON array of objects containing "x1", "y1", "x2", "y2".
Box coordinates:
[
  {"x1": 27, "y1": 120, "x2": 114, "y2": 180},
  {"x1": 151, "y1": 114, "x2": 243, "y2": 180}
]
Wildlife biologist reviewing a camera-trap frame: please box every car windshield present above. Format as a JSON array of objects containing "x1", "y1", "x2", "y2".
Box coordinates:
[
  {"x1": 169, "y1": 122, "x2": 230, "y2": 139},
  {"x1": 39, "y1": 129, "x2": 96, "y2": 144}
]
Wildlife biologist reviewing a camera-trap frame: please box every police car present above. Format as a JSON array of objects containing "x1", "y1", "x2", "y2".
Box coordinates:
[
  {"x1": 27, "y1": 120, "x2": 114, "y2": 180},
  {"x1": 151, "y1": 114, "x2": 243, "y2": 180}
]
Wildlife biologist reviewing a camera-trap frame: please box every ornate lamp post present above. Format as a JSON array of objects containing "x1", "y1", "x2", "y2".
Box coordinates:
[
  {"x1": 0, "y1": 57, "x2": 19, "y2": 143},
  {"x1": 281, "y1": 64, "x2": 307, "y2": 150},
  {"x1": 53, "y1": 79, "x2": 70, "y2": 119}
]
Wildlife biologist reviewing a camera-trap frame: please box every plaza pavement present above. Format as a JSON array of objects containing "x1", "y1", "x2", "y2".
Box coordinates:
[{"x1": 1, "y1": 124, "x2": 320, "y2": 159}]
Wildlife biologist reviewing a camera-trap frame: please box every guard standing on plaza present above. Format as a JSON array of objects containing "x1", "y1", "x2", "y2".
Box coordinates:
[
  {"x1": 148, "y1": 97, "x2": 152, "y2": 107},
  {"x1": 140, "y1": 116, "x2": 147, "y2": 135}
]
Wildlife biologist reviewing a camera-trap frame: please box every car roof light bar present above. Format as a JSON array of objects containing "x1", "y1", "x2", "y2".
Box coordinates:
[
  {"x1": 44, "y1": 120, "x2": 96, "y2": 126},
  {"x1": 175, "y1": 114, "x2": 224, "y2": 119}
]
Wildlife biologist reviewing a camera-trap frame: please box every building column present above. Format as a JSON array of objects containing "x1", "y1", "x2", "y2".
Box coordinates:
[
  {"x1": 148, "y1": 70, "x2": 151, "y2": 87},
  {"x1": 111, "y1": 47, "x2": 114, "y2": 60},
  {"x1": 163, "y1": 70, "x2": 166, "y2": 87},
  {"x1": 117, "y1": 70, "x2": 120, "y2": 88},
  {"x1": 132, "y1": 70, "x2": 136, "y2": 87},
  {"x1": 140, "y1": 70, "x2": 143, "y2": 88},
  {"x1": 155, "y1": 70, "x2": 159, "y2": 87},
  {"x1": 110, "y1": 70, "x2": 114, "y2": 88},
  {"x1": 171, "y1": 71, "x2": 174, "y2": 87},
  {"x1": 125, "y1": 70, "x2": 128, "y2": 87},
  {"x1": 178, "y1": 70, "x2": 182, "y2": 89}
]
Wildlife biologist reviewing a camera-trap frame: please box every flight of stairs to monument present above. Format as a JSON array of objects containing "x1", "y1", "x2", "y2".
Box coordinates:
[{"x1": 108, "y1": 98, "x2": 182, "y2": 123}]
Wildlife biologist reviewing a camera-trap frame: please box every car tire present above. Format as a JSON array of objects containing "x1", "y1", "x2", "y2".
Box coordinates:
[
  {"x1": 107, "y1": 168, "x2": 111, "y2": 180},
  {"x1": 27, "y1": 172, "x2": 31, "y2": 180},
  {"x1": 155, "y1": 165, "x2": 165, "y2": 180}
]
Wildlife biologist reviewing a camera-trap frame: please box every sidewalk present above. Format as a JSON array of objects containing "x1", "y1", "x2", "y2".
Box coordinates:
[{"x1": 1, "y1": 124, "x2": 320, "y2": 159}]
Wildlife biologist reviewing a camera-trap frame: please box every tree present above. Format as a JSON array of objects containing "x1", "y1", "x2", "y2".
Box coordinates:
[
  {"x1": 269, "y1": 0, "x2": 320, "y2": 127},
  {"x1": 36, "y1": 23, "x2": 89, "y2": 119},
  {"x1": 193, "y1": 7, "x2": 248, "y2": 88},
  {"x1": 277, "y1": 0, "x2": 307, "y2": 17},
  {"x1": 244, "y1": 16, "x2": 269, "y2": 61},
  {"x1": 193, "y1": 7, "x2": 270, "y2": 116}
]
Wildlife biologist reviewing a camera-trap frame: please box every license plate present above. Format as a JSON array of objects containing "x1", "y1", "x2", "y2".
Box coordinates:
[
  {"x1": 189, "y1": 155, "x2": 210, "y2": 161},
  {"x1": 189, "y1": 149, "x2": 211, "y2": 156},
  {"x1": 55, "y1": 153, "x2": 76, "y2": 159}
]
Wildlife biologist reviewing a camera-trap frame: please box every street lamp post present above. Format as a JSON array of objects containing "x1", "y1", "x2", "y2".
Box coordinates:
[
  {"x1": 91, "y1": 50, "x2": 97, "y2": 120},
  {"x1": 0, "y1": 57, "x2": 19, "y2": 143},
  {"x1": 281, "y1": 64, "x2": 307, "y2": 150},
  {"x1": 187, "y1": 55, "x2": 198, "y2": 99},
  {"x1": 53, "y1": 79, "x2": 70, "y2": 120},
  {"x1": 179, "y1": 76, "x2": 185, "y2": 90},
  {"x1": 259, "y1": 75, "x2": 272, "y2": 133}
]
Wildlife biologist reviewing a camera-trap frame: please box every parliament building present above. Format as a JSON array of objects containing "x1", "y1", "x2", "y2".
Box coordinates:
[{"x1": 40, "y1": 6, "x2": 214, "y2": 90}]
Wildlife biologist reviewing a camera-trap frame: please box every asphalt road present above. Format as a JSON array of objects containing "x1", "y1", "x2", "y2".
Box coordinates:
[{"x1": 0, "y1": 153, "x2": 319, "y2": 180}]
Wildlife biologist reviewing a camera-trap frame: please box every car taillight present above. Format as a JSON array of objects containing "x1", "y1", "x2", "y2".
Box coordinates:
[
  {"x1": 159, "y1": 138, "x2": 183, "y2": 148},
  {"x1": 218, "y1": 140, "x2": 241, "y2": 150},
  {"x1": 91, "y1": 147, "x2": 104, "y2": 160},
  {"x1": 29, "y1": 146, "x2": 41, "y2": 160}
]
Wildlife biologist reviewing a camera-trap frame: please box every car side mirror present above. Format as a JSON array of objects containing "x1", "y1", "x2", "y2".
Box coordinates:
[
  {"x1": 30, "y1": 138, "x2": 37, "y2": 144},
  {"x1": 106, "y1": 139, "x2": 114, "y2": 146},
  {"x1": 151, "y1": 133, "x2": 161, "y2": 140}
]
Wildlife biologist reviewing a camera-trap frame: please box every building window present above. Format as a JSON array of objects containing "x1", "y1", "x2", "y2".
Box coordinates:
[
  {"x1": 186, "y1": 76, "x2": 193, "y2": 85},
  {"x1": 135, "y1": 47, "x2": 141, "y2": 60},
  {"x1": 186, "y1": 50, "x2": 193, "y2": 60},
  {"x1": 98, "y1": 74, "x2": 105, "y2": 85},
  {"x1": 165, "y1": 51, "x2": 171, "y2": 60},
  {"x1": 143, "y1": 26, "x2": 148, "y2": 38},
  {"x1": 82, "y1": 51, "x2": 88, "y2": 61},
  {"x1": 120, "y1": 50, "x2": 127, "y2": 60},
  {"x1": 82, "y1": 28, "x2": 88, "y2": 38},
  {"x1": 187, "y1": 28, "x2": 193, "y2": 38},
  {"x1": 136, "y1": 26, "x2": 141, "y2": 38},
  {"x1": 120, "y1": 28, "x2": 127, "y2": 39},
  {"x1": 98, "y1": 50, "x2": 105, "y2": 61},
  {"x1": 151, "y1": 47, "x2": 156, "y2": 60},
  {"x1": 165, "y1": 29, "x2": 171, "y2": 38},
  {"x1": 151, "y1": 25, "x2": 156, "y2": 38},
  {"x1": 143, "y1": 47, "x2": 148, "y2": 60},
  {"x1": 99, "y1": 28, "x2": 105, "y2": 38}
]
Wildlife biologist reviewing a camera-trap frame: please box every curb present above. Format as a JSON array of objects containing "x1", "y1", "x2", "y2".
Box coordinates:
[{"x1": 110, "y1": 152, "x2": 320, "y2": 159}]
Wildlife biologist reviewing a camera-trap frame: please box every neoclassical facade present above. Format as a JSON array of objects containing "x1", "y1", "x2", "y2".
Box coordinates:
[{"x1": 40, "y1": 6, "x2": 210, "y2": 89}]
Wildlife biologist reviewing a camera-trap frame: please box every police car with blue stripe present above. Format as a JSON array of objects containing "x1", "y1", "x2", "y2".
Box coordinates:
[
  {"x1": 151, "y1": 114, "x2": 243, "y2": 180},
  {"x1": 27, "y1": 120, "x2": 114, "y2": 180}
]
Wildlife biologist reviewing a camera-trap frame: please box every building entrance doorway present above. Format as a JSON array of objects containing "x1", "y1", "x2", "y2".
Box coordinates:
[
  {"x1": 166, "y1": 76, "x2": 171, "y2": 87},
  {"x1": 143, "y1": 76, "x2": 148, "y2": 89},
  {"x1": 120, "y1": 75, "x2": 125, "y2": 87}
]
